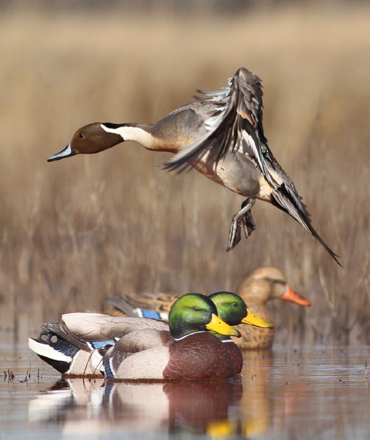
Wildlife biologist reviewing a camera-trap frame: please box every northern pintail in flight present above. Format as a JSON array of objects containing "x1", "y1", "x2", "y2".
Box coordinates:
[{"x1": 48, "y1": 68, "x2": 340, "y2": 265}]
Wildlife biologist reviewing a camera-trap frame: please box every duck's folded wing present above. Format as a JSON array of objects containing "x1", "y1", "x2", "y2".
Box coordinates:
[
  {"x1": 62, "y1": 312, "x2": 169, "y2": 341},
  {"x1": 163, "y1": 67, "x2": 267, "y2": 174},
  {"x1": 107, "y1": 292, "x2": 179, "y2": 318}
]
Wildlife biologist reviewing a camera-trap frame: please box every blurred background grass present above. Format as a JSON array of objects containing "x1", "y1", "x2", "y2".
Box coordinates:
[{"x1": 0, "y1": 1, "x2": 369, "y2": 346}]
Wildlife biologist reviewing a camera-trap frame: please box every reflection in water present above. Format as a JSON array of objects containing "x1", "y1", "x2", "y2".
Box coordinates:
[
  {"x1": 29, "y1": 378, "x2": 248, "y2": 439},
  {"x1": 4, "y1": 345, "x2": 367, "y2": 439},
  {"x1": 163, "y1": 380, "x2": 243, "y2": 436},
  {"x1": 240, "y1": 349, "x2": 274, "y2": 437}
]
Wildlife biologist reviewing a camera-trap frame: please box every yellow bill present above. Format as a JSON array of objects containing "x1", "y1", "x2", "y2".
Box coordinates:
[
  {"x1": 242, "y1": 308, "x2": 274, "y2": 329},
  {"x1": 206, "y1": 314, "x2": 241, "y2": 337},
  {"x1": 207, "y1": 419, "x2": 235, "y2": 436}
]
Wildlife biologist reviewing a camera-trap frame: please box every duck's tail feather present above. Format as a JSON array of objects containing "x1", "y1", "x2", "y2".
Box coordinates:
[
  {"x1": 28, "y1": 334, "x2": 79, "y2": 374},
  {"x1": 41, "y1": 322, "x2": 92, "y2": 351},
  {"x1": 271, "y1": 183, "x2": 341, "y2": 266},
  {"x1": 29, "y1": 329, "x2": 112, "y2": 376}
]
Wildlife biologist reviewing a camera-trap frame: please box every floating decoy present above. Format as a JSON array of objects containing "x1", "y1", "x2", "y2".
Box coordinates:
[
  {"x1": 204, "y1": 291, "x2": 273, "y2": 372},
  {"x1": 233, "y1": 267, "x2": 310, "y2": 349},
  {"x1": 107, "y1": 267, "x2": 310, "y2": 350},
  {"x1": 48, "y1": 67, "x2": 340, "y2": 264},
  {"x1": 28, "y1": 293, "x2": 272, "y2": 379}
]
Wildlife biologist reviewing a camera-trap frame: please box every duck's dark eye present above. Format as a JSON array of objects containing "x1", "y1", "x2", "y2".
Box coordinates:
[
  {"x1": 79, "y1": 133, "x2": 85, "y2": 139},
  {"x1": 194, "y1": 306, "x2": 200, "y2": 311},
  {"x1": 232, "y1": 302, "x2": 237, "y2": 307}
]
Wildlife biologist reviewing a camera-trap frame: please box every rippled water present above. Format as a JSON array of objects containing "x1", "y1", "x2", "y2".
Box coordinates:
[{"x1": 1, "y1": 342, "x2": 369, "y2": 440}]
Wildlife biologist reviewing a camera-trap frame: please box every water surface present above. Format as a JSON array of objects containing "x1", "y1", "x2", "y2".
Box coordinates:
[{"x1": 1, "y1": 343, "x2": 369, "y2": 440}]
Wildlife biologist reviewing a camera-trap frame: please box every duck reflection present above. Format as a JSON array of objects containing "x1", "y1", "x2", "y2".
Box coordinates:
[
  {"x1": 28, "y1": 378, "x2": 105, "y2": 424},
  {"x1": 28, "y1": 349, "x2": 279, "y2": 438},
  {"x1": 29, "y1": 378, "x2": 252, "y2": 438},
  {"x1": 103, "y1": 380, "x2": 169, "y2": 432},
  {"x1": 163, "y1": 380, "x2": 243, "y2": 437},
  {"x1": 240, "y1": 350, "x2": 274, "y2": 437}
]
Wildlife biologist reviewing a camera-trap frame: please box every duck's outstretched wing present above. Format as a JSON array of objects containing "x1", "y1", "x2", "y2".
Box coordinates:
[{"x1": 163, "y1": 67, "x2": 267, "y2": 173}]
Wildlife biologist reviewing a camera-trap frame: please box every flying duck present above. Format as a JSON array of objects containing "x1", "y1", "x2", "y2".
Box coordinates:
[{"x1": 48, "y1": 68, "x2": 340, "y2": 264}]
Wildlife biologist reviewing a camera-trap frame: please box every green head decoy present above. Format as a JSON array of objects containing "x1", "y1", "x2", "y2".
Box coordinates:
[
  {"x1": 168, "y1": 293, "x2": 241, "y2": 340},
  {"x1": 209, "y1": 291, "x2": 274, "y2": 333}
]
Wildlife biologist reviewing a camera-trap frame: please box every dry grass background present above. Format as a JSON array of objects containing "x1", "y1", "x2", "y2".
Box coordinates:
[{"x1": 0, "y1": 4, "x2": 369, "y2": 346}]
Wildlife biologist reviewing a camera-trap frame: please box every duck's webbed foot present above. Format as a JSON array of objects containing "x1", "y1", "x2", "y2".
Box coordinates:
[
  {"x1": 242, "y1": 207, "x2": 256, "y2": 238},
  {"x1": 226, "y1": 198, "x2": 256, "y2": 252}
]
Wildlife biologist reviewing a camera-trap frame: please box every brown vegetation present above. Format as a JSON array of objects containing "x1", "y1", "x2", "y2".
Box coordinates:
[{"x1": 0, "y1": 5, "x2": 369, "y2": 345}]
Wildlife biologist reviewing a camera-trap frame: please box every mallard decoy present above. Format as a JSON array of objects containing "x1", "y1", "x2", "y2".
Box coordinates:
[
  {"x1": 28, "y1": 293, "x2": 272, "y2": 379},
  {"x1": 105, "y1": 291, "x2": 272, "y2": 378},
  {"x1": 107, "y1": 267, "x2": 310, "y2": 350},
  {"x1": 107, "y1": 290, "x2": 273, "y2": 373},
  {"x1": 203, "y1": 291, "x2": 273, "y2": 373},
  {"x1": 48, "y1": 68, "x2": 340, "y2": 264}
]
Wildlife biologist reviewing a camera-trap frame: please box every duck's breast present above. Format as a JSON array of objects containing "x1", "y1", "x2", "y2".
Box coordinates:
[
  {"x1": 222, "y1": 340, "x2": 243, "y2": 374},
  {"x1": 163, "y1": 333, "x2": 235, "y2": 380}
]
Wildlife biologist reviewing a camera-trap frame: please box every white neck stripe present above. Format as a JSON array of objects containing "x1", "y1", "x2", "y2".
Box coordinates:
[
  {"x1": 174, "y1": 331, "x2": 207, "y2": 341},
  {"x1": 101, "y1": 124, "x2": 155, "y2": 146}
]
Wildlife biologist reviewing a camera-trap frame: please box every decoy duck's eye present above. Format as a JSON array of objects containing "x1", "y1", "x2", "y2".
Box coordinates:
[
  {"x1": 79, "y1": 133, "x2": 85, "y2": 139},
  {"x1": 231, "y1": 302, "x2": 237, "y2": 307}
]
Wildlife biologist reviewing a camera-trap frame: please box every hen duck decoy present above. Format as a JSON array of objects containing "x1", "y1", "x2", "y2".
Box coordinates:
[
  {"x1": 107, "y1": 267, "x2": 309, "y2": 350},
  {"x1": 233, "y1": 267, "x2": 310, "y2": 349},
  {"x1": 47, "y1": 67, "x2": 339, "y2": 265},
  {"x1": 28, "y1": 293, "x2": 272, "y2": 379}
]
